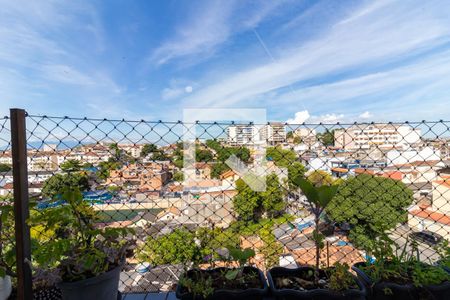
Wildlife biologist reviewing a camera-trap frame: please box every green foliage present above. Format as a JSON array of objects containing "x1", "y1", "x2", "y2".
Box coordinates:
[
  {"x1": 29, "y1": 187, "x2": 134, "y2": 282},
  {"x1": 206, "y1": 140, "x2": 251, "y2": 163},
  {"x1": 97, "y1": 159, "x2": 121, "y2": 180},
  {"x1": 179, "y1": 275, "x2": 214, "y2": 299},
  {"x1": 232, "y1": 175, "x2": 286, "y2": 222},
  {"x1": 141, "y1": 143, "x2": 158, "y2": 157},
  {"x1": 267, "y1": 146, "x2": 297, "y2": 168},
  {"x1": 317, "y1": 129, "x2": 334, "y2": 146},
  {"x1": 211, "y1": 162, "x2": 231, "y2": 179},
  {"x1": 42, "y1": 173, "x2": 90, "y2": 198},
  {"x1": 258, "y1": 225, "x2": 283, "y2": 269},
  {"x1": 307, "y1": 170, "x2": 335, "y2": 187},
  {"x1": 326, "y1": 174, "x2": 413, "y2": 249},
  {"x1": 293, "y1": 176, "x2": 338, "y2": 284},
  {"x1": 0, "y1": 203, "x2": 15, "y2": 277},
  {"x1": 261, "y1": 174, "x2": 286, "y2": 217},
  {"x1": 151, "y1": 150, "x2": 169, "y2": 161},
  {"x1": 287, "y1": 162, "x2": 306, "y2": 189},
  {"x1": 173, "y1": 171, "x2": 184, "y2": 182},
  {"x1": 360, "y1": 235, "x2": 450, "y2": 288},
  {"x1": 0, "y1": 163, "x2": 11, "y2": 172},
  {"x1": 196, "y1": 148, "x2": 213, "y2": 162},
  {"x1": 60, "y1": 159, "x2": 82, "y2": 172},
  {"x1": 138, "y1": 228, "x2": 199, "y2": 266},
  {"x1": 327, "y1": 262, "x2": 356, "y2": 291}
]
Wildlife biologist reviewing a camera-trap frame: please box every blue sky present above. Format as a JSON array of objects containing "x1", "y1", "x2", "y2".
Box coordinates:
[{"x1": 1, "y1": 0, "x2": 450, "y2": 123}]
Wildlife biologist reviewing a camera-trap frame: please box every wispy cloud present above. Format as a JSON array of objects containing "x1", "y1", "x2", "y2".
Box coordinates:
[
  {"x1": 181, "y1": 0, "x2": 450, "y2": 121},
  {"x1": 149, "y1": 0, "x2": 284, "y2": 66},
  {"x1": 0, "y1": 0, "x2": 122, "y2": 116}
]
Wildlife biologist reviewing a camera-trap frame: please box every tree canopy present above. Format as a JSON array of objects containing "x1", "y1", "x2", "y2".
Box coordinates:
[
  {"x1": 0, "y1": 163, "x2": 11, "y2": 172},
  {"x1": 138, "y1": 228, "x2": 199, "y2": 266},
  {"x1": 141, "y1": 143, "x2": 158, "y2": 157},
  {"x1": 326, "y1": 174, "x2": 413, "y2": 250},
  {"x1": 232, "y1": 174, "x2": 285, "y2": 222},
  {"x1": 60, "y1": 159, "x2": 82, "y2": 172},
  {"x1": 266, "y1": 147, "x2": 297, "y2": 168},
  {"x1": 42, "y1": 173, "x2": 90, "y2": 198},
  {"x1": 317, "y1": 129, "x2": 335, "y2": 146}
]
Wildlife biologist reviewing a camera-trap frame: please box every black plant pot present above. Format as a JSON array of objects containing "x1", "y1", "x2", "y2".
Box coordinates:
[
  {"x1": 176, "y1": 266, "x2": 268, "y2": 300},
  {"x1": 352, "y1": 262, "x2": 450, "y2": 300},
  {"x1": 57, "y1": 265, "x2": 122, "y2": 300},
  {"x1": 267, "y1": 266, "x2": 366, "y2": 300}
]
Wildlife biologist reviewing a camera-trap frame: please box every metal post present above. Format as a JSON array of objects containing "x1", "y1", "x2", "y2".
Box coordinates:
[{"x1": 10, "y1": 108, "x2": 33, "y2": 300}]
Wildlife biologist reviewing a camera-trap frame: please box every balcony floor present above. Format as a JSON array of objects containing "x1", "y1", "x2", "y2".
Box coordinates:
[
  {"x1": 123, "y1": 293, "x2": 275, "y2": 299},
  {"x1": 123, "y1": 293, "x2": 177, "y2": 300}
]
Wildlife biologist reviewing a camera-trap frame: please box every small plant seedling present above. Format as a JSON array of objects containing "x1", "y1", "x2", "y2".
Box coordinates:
[
  {"x1": 328, "y1": 262, "x2": 355, "y2": 291},
  {"x1": 224, "y1": 246, "x2": 255, "y2": 280}
]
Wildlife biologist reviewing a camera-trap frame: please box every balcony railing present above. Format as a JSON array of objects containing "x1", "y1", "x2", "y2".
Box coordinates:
[{"x1": 1, "y1": 109, "x2": 450, "y2": 299}]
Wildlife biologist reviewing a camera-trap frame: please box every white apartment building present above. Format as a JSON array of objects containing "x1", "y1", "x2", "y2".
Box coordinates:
[
  {"x1": 261, "y1": 123, "x2": 286, "y2": 145},
  {"x1": 227, "y1": 123, "x2": 286, "y2": 146},
  {"x1": 227, "y1": 124, "x2": 263, "y2": 146},
  {"x1": 118, "y1": 144, "x2": 143, "y2": 158},
  {"x1": 334, "y1": 124, "x2": 421, "y2": 150}
]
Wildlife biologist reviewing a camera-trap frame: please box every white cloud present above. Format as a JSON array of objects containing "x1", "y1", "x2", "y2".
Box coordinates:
[
  {"x1": 286, "y1": 110, "x2": 310, "y2": 124},
  {"x1": 185, "y1": 86, "x2": 193, "y2": 93},
  {"x1": 311, "y1": 113, "x2": 345, "y2": 123},
  {"x1": 358, "y1": 111, "x2": 372, "y2": 119}
]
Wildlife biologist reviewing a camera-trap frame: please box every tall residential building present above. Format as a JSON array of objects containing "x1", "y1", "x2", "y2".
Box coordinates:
[
  {"x1": 227, "y1": 124, "x2": 263, "y2": 146},
  {"x1": 261, "y1": 122, "x2": 286, "y2": 145},
  {"x1": 334, "y1": 124, "x2": 421, "y2": 150}
]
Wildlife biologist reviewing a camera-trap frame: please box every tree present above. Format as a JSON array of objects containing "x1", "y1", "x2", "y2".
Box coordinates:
[
  {"x1": 141, "y1": 143, "x2": 158, "y2": 157},
  {"x1": 0, "y1": 163, "x2": 11, "y2": 172},
  {"x1": 307, "y1": 170, "x2": 335, "y2": 187},
  {"x1": 152, "y1": 151, "x2": 169, "y2": 161},
  {"x1": 97, "y1": 159, "x2": 121, "y2": 180},
  {"x1": 206, "y1": 140, "x2": 251, "y2": 163},
  {"x1": 42, "y1": 173, "x2": 90, "y2": 198},
  {"x1": 262, "y1": 174, "x2": 285, "y2": 218},
  {"x1": 317, "y1": 129, "x2": 335, "y2": 146},
  {"x1": 173, "y1": 171, "x2": 184, "y2": 182},
  {"x1": 326, "y1": 174, "x2": 413, "y2": 250},
  {"x1": 138, "y1": 228, "x2": 198, "y2": 266},
  {"x1": 60, "y1": 159, "x2": 82, "y2": 172},
  {"x1": 196, "y1": 148, "x2": 213, "y2": 162},
  {"x1": 232, "y1": 179, "x2": 261, "y2": 222},
  {"x1": 287, "y1": 162, "x2": 306, "y2": 188},
  {"x1": 211, "y1": 162, "x2": 230, "y2": 179},
  {"x1": 232, "y1": 175, "x2": 286, "y2": 222},
  {"x1": 266, "y1": 147, "x2": 297, "y2": 168}
]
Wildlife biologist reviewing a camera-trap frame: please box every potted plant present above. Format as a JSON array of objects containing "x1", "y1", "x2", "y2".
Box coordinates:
[
  {"x1": 267, "y1": 177, "x2": 366, "y2": 299},
  {"x1": 0, "y1": 202, "x2": 14, "y2": 300},
  {"x1": 176, "y1": 246, "x2": 268, "y2": 300},
  {"x1": 30, "y1": 187, "x2": 134, "y2": 300},
  {"x1": 352, "y1": 234, "x2": 450, "y2": 300}
]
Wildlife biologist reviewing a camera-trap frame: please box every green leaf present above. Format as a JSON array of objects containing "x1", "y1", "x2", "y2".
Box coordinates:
[
  {"x1": 316, "y1": 184, "x2": 338, "y2": 208},
  {"x1": 293, "y1": 176, "x2": 318, "y2": 204},
  {"x1": 225, "y1": 269, "x2": 239, "y2": 280}
]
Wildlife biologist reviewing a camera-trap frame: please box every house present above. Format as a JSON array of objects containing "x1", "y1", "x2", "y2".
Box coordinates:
[
  {"x1": 156, "y1": 207, "x2": 181, "y2": 221},
  {"x1": 131, "y1": 211, "x2": 158, "y2": 228},
  {"x1": 409, "y1": 205, "x2": 450, "y2": 240},
  {"x1": 184, "y1": 162, "x2": 212, "y2": 181},
  {"x1": 408, "y1": 179, "x2": 450, "y2": 240},
  {"x1": 178, "y1": 187, "x2": 237, "y2": 227}
]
